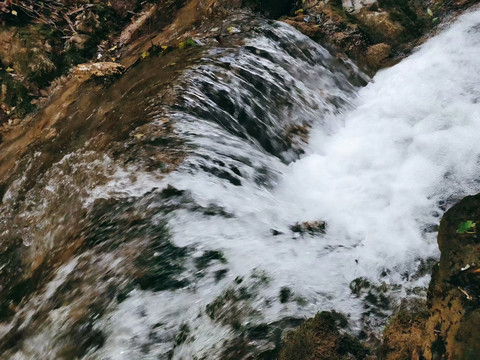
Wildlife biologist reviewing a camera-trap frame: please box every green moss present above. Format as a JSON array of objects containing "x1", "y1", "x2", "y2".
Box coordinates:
[
  {"x1": 16, "y1": 23, "x2": 55, "y2": 41},
  {"x1": 12, "y1": 25, "x2": 59, "y2": 86},
  {"x1": 294, "y1": 296, "x2": 307, "y2": 306},
  {"x1": 205, "y1": 280, "x2": 261, "y2": 329},
  {"x1": 84, "y1": 197, "x2": 189, "y2": 292},
  {"x1": 251, "y1": 268, "x2": 271, "y2": 284},
  {"x1": 279, "y1": 311, "x2": 368, "y2": 360},
  {"x1": 214, "y1": 268, "x2": 228, "y2": 282},
  {"x1": 377, "y1": 0, "x2": 429, "y2": 41},
  {"x1": 0, "y1": 72, "x2": 35, "y2": 119},
  {"x1": 349, "y1": 277, "x2": 371, "y2": 296}
]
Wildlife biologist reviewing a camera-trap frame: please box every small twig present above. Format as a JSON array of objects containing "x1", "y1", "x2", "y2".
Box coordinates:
[{"x1": 62, "y1": 12, "x2": 77, "y2": 34}]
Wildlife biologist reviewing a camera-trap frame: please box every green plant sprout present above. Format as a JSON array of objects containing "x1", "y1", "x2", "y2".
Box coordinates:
[{"x1": 456, "y1": 220, "x2": 476, "y2": 234}]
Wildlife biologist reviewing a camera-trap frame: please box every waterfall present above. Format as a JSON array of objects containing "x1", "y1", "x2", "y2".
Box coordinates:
[{"x1": 2, "y1": 8, "x2": 480, "y2": 360}]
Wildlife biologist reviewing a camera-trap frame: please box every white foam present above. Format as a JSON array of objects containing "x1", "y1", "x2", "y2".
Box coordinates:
[{"x1": 279, "y1": 7, "x2": 480, "y2": 277}]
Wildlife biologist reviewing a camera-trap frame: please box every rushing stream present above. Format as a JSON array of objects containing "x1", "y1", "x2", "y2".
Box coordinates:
[{"x1": 1, "y1": 7, "x2": 480, "y2": 360}]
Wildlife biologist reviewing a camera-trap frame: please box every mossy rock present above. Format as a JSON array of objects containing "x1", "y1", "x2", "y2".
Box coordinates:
[
  {"x1": 380, "y1": 299, "x2": 428, "y2": 360},
  {"x1": 279, "y1": 311, "x2": 369, "y2": 360},
  {"x1": 0, "y1": 71, "x2": 34, "y2": 122},
  {"x1": 421, "y1": 194, "x2": 480, "y2": 360}
]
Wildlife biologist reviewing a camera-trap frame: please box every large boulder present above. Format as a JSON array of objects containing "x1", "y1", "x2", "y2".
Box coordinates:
[
  {"x1": 381, "y1": 194, "x2": 480, "y2": 360},
  {"x1": 422, "y1": 194, "x2": 480, "y2": 359},
  {"x1": 279, "y1": 311, "x2": 370, "y2": 360}
]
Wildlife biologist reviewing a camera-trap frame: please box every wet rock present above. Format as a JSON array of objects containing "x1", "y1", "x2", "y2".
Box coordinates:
[
  {"x1": 83, "y1": 197, "x2": 190, "y2": 293},
  {"x1": 378, "y1": 194, "x2": 480, "y2": 359},
  {"x1": 380, "y1": 299, "x2": 429, "y2": 360},
  {"x1": 220, "y1": 317, "x2": 304, "y2": 360},
  {"x1": 365, "y1": 42, "x2": 391, "y2": 69},
  {"x1": 118, "y1": 4, "x2": 159, "y2": 45},
  {"x1": 290, "y1": 220, "x2": 326, "y2": 235},
  {"x1": 283, "y1": 0, "x2": 473, "y2": 74},
  {"x1": 69, "y1": 33, "x2": 91, "y2": 50},
  {"x1": 421, "y1": 194, "x2": 480, "y2": 359},
  {"x1": 342, "y1": 0, "x2": 378, "y2": 12},
  {"x1": 0, "y1": 239, "x2": 28, "y2": 321},
  {"x1": 73, "y1": 61, "x2": 125, "y2": 79},
  {"x1": 353, "y1": 8, "x2": 405, "y2": 43},
  {"x1": 243, "y1": 0, "x2": 295, "y2": 17},
  {"x1": 283, "y1": 2, "x2": 370, "y2": 69}
]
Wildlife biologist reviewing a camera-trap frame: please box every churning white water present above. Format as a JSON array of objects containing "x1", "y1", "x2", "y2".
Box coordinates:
[
  {"x1": 92, "y1": 8, "x2": 480, "y2": 360},
  {"x1": 280, "y1": 10, "x2": 480, "y2": 280}
]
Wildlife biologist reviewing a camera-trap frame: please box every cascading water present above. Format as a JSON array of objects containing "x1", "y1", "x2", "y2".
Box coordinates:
[{"x1": 1, "y1": 7, "x2": 480, "y2": 360}]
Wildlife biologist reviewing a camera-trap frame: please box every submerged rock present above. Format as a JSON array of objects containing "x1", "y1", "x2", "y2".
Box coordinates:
[{"x1": 290, "y1": 220, "x2": 327, "y2": 236}]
